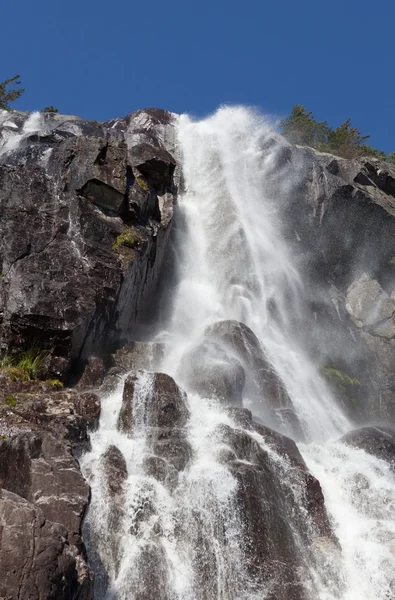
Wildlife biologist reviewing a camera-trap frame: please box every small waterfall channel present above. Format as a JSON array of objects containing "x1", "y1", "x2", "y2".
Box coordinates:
[{"x1": 81, "y1": 108, "x2": 395, "y2": 599}]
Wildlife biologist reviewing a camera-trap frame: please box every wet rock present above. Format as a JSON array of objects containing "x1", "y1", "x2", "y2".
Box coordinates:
[
  {"x1": 346, "y1": 274, "x2": 395, "y2": 336},
  {"x1": 118, "y1": 371, "x2": 189, "y2": 434},
  {"x1": 111, "y1": 341, "x2": 165, "y2": 373},
  {"x1": 205, "y1": 320, "x2": 302, "y2": 435},
  {"x1": 179, "y1": 340, "x2": 245, "y2": 406},
  {"x1": 73, "y1": 392, "x2": 101, "y2": 431},
  {"x1": 0, "y1": 108, "x2": 178, "y2": 375},
  {"x1": 214, "y1": 421, "x2": 334, "y2": 599},
  {"x1": 130, "y1": 543, "x2": 170, "y2": 600},
  {"x1": 0, "y1": 489, "x2": 93, "y2": 600},
  {"x1": 102, "y1": 444, "x2": 128, "y2": 497},
  {"x1": 77, "y1": 356, "x2": 105, "y2": 388},
  {"x1": 340, "y1": 426, "x2": 395, "y2": 469}
]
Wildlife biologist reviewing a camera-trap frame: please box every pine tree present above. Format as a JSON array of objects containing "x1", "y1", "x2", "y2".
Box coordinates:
[{"x1": 0, "y1": 75, "x2": 24, "y2": 110}]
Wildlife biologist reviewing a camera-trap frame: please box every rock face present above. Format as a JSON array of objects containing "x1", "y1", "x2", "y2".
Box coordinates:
[
  {"x1": 0, "y1": 108, "x2": 178, "y2": 378},
  {"x1": 0, "y1": 429, "x2": 93, "y2": 599},
  {"x1": 264, "y1": 140, "x2": 395, "y2": 423},
  {"x1": 0, "y1": 489, "x2": 88, "y2": 600}
]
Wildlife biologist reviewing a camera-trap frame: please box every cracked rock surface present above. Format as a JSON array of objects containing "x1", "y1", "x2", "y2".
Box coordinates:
[{"x1": 0, "y1": 108, "x2": 179, "y2": 378}]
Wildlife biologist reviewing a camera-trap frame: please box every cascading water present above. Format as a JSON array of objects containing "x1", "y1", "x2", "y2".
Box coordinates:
[
  {"x1": 81, "y1": 107, "x2": 395, "y2": 599},
  {"x1": 0, "y1": 110, "x2": 43, "y2": 155}
]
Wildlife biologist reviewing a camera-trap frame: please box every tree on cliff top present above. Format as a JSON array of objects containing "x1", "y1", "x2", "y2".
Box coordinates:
[
  {"x1": 280, "y1": 104, "x2": 330, "y2": 149},
  {"x1": 281, "y1": 104, "x2": 393, "y2": 162},
  {"x1": 0, "y1": 75, "x2": 24, "y2": 110}
]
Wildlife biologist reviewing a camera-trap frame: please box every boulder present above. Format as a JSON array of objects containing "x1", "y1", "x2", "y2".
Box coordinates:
[
  {"x1": 77, "y1": 356, "x2": 105, "y2": 388},
  {"x1": 340, "y1": 426, "x2": 395, "y2": 468},
  {"x1": 111, "y1": 341, "x2": 165, "y2": 373},
  {"x1": 205, "y1": 320, "x2": 302, "y2": 435},
  {"x1": 118, "y1": 371, "x2": 192, "y2": 485},
  {"x1": 179, "y1": 340, "x2": 245, "y2": 406},
  {"x1": 118, "y1": 371, "x2": 189, "y2": 434},
  {"x1": 0, "y1": 429, "x2": 92, "y2": 599},
  {"x1": 0, "y1": 431, "x2": 90, "y2": 546},
  {"x1": 346, "y1": 274, "x2": 395, "y2": 336},
  {"x1": 128, "y1": 143, "x2": 176, "y2": 194}
]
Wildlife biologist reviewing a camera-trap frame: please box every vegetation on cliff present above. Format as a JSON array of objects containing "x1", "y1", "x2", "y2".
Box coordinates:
[
  {"x1": 281, "y1": 104, "x2": 395, "y2": 163},
  {"x1": 0, "y1": 75, "x2": 24, "y2": 110}
]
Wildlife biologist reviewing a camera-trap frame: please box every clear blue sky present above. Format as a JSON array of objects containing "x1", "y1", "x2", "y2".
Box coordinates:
[{"x1": 2, "y1": 0, "x2": 394, "y2": 151}]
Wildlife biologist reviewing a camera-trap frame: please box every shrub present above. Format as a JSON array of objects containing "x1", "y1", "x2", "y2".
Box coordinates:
[
  {"x1": 112, "y1": 229, "x2": 139, "y2": 251},
  {"x1": 42, "y1": 106, "x2": 59, "y2": 113},
  {"x1": 0, "y1": 343, "x2": 48, "y2": 381},
  {"x1": 5, "y1": 395, "x2": 16, "y2": 407}
]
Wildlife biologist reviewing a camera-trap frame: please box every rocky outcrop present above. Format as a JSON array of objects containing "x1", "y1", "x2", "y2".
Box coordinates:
[
  {"x1": 262, "y1": 139, "x2": 395, "y2": 424},
  {"x1": 204, "y1": 320, "x2": 303, "y2": 436},
  {"x1": 341, "y1": 426, "x2": 395, "y2": 468},
  {"x1": 0, "y1": 428, "x2": 93, "y2": 599},
  {"x1": 179, "y1": 339, "x2": 246, "y2": 406},
  {"x1": 118, "y1": 371, "x2": 191, "y2": 485},
  {"x1": 0, "y1": 489, "x2": 91, "y2": 600},
  {"x1": 0, "y1": 108, "x2": 178, "y2": 379},
  {"x1": 0, "y1": 370, "x2": 102, "y2": 598}
]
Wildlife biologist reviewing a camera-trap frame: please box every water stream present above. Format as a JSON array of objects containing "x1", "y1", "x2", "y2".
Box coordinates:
[{"x1": 82, "y1": 107, "x2": 395, "y2": 599}]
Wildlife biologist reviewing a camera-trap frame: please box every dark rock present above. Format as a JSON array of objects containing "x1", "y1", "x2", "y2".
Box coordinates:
[
  {"x1": 0, "y1": 489, "x2": 93, "y2": 600},
  {"x1": 118, "y1": 371, "x2": 189, "y2": 434},
  {"x1": 77, "y1": 356, "x2": 105, "y2": 388},
  {"x1": 73, "y1": 392, "x2": 101, "y2": 431},
  {"x1": 128, "y1": 143, "x2": 176, "y2": 194},
  {"x1": 0, "y1": 431, "x2": 90, "y2": 546},
  {"x1": 205, "y1": 421, "x2": 334, "y2": 599},
  {"x1": 0, "y1": 108, "x2": 178, "y2": 376},
  {"x1": 111, "y1": 341, "x2": 165, "y2": 373},
  {"x1": 102, "y1": 444, "x2": 128, "y2": 497},
  {"x1": 179, "y1": 340, "x2": 245, "y2": 406},
  {"x1": 205, "y1": 320, "x2": 302, "y2": 435},
  {"x1": 340, "y1": 426, "x2": 395, "y2": 468},
  {"x1": 0, "y1": 428, "x2": 92, "y2": 599},
  {"x1": 0, "y1": 378, "x2": 101, "y2": 454}
]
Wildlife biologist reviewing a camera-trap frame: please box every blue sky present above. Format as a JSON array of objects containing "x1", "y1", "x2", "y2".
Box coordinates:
[{"x1": 2, "y1": 0, "x2": 394, "y2": 151}]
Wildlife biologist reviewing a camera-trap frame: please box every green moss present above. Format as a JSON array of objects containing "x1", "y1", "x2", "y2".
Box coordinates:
[
  {"x1": 136, "y1": 177, "x2": 148, "y2": 190},
  {"x1": 0, "y1": 435, "x2": 7, "y2": 440},
  {"x1": 45, "y1": 378, "x2": 63, "y2": 388},
  {"x1": 389, "y1": 256, "x2": 395, "y2": 267},
  {"x1": 112, "y1": 229, "x2": 139, "y2": 252},
  {"x1": 322, "y1": 367, "x2": 360, "y2": 393},
  {"x1": 5, "y1": 395, "x2": 16, "y2": 407}
]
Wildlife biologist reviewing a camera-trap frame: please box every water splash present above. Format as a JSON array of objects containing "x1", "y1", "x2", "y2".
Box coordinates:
[{"x1": 0, "y1": 111, "x2": 44, "y2": 156}]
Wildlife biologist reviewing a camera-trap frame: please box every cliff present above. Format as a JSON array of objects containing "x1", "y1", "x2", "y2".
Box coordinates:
[{"x1": 1, "y1": 108, "x2": 395, "y2": 599}]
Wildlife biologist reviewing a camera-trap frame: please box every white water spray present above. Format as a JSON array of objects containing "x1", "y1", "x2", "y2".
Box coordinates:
[{"x1": 0, "y1": 111, "x2": 44, "y2": 156}]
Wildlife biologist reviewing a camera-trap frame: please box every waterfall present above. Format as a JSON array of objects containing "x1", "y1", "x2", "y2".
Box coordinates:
[
  {"x1": 0, "y1": 111, "x2": 43, "y2": 156},
  {"x1": 81, "y1": 107, "x2": 395, "y2": 599}
]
